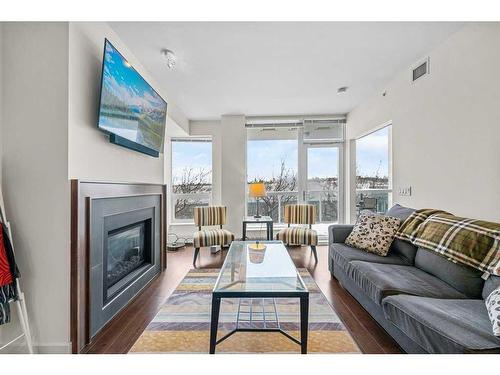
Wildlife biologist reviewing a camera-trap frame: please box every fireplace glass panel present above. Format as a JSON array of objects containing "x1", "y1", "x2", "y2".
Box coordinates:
[
  {"x1": 104, "y1": 219, "x2": 152, "y2": 303},
  {"x1": 107, "y1": 222, "x2": 146, "y2": 288}
]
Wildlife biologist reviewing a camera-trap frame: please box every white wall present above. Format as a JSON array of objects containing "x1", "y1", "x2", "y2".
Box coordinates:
[
  {"x1": 1, "y1": 23, "x2": 71, "y2": 353},
  {"x1": 347, "y1": 23, "x2": 500, "y2": 222},
  {"x1": 68, "y1": 22, "x2": 188, "y2": 184}
]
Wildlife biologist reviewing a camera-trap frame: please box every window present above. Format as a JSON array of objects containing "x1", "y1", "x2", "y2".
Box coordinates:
[
  {"x1": 171, "y1": 138, "x2": 212, "y2": 221},
  {"x1": 246, "y1": 128, "x2": 298, "y2": 223},
  {"x1": 306, "y1": 146, "x2": 340, "y2": 223},
  {"x1": 355, "y1": 125, "x2": 392, "y2": 216}
]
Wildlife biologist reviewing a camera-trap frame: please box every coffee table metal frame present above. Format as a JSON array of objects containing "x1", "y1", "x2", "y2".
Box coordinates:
[{"x1": 209, "y1": 241, "x2": 309, "y2": 354}]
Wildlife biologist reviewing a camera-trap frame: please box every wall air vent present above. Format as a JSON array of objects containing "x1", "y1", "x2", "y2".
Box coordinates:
[{"x1": 412, "y1": 58, "x2": 429, "y2": 82}]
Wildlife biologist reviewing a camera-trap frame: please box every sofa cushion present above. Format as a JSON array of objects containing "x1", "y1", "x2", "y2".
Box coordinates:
[
  {"x1": 330, "y1": 243, "x2": 411, "y2": 273},
  {"x1": 385, "y1": 204, "x2": 418, "y2": 264},
  {"x1": 483, "y1": 275, "x2": 500, "y2": 300},
  {"x1": 346, "y1": 261, "x2": 467, "y2": 305},
  {"x1": 382, "y1": 295, "x2": 500, "y2": 353},
  {"x1": 415, "y1": 247, "x2": 484, "y2": 298}
]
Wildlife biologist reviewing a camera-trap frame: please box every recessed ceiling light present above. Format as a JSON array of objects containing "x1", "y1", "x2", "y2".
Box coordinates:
[
  {"x1": 337, "y1": 86, "x2": 348, "y2": 94},
  {"x1": 161, "y1": 49, "x2": 176, "y2": 70}
]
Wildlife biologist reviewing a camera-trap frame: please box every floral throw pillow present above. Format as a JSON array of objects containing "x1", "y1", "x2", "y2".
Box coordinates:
[
  {"x1": 486, "y1": 286, "x2": 500, "y2": 337},
  {"x1": 345, "y1": 213, "x2": 401, "y2": 256}
]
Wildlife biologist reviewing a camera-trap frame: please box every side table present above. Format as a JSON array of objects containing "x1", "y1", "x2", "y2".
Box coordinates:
[{"x1": 242, "y1": 216, "x2": 273, "y2": 241}]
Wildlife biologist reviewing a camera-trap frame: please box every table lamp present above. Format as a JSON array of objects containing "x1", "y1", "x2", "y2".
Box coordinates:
[{"x1": 248, "y1": 182, "x2": 266, "y2": 218}]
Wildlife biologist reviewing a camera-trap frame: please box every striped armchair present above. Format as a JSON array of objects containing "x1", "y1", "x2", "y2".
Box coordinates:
[
  {"x1": 276, "y1": 204, "x2": 318, "y2": 263},
  {"x1": 192, "y1": 206, "x2": 234, "y2": 266}
]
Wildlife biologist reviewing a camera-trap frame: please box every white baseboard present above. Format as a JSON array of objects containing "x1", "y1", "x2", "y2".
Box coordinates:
[
  {"x1": 34, "y1": 342, "x2": 72, "y2": 354},
  {"x1": 1, "y1": 341, "x2": 72, "y2": 354}
]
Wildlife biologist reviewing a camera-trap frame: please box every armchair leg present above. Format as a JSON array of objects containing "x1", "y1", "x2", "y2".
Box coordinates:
[
  {"x1": 193, "y1": 247, "x2": 200, "y2": 267},
  {"x1": 311, "y1": 245, "x2": 318, "y2": 263}
]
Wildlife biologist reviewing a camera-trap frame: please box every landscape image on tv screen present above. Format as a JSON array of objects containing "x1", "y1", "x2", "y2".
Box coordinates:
[{"x1": 98, "y1": 40, "x2": 167, "y2": 153}]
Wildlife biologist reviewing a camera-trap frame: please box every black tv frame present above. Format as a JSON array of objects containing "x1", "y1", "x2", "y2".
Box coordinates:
[{"x1": 96, "y1": 38, "x2": 167, "y2": 158}]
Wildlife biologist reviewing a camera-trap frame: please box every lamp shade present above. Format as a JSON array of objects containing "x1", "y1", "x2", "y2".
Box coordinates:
[{"x1": 248, "y1": 182, "x2": 266, "y2": 198}]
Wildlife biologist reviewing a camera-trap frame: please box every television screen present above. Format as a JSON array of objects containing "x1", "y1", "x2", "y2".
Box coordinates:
[{"x1": 97, "y1": 39, "x2": 167, "y2": 155}]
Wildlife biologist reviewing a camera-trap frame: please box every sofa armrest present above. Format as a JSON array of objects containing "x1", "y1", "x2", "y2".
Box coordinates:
[{"x1": 328, "y1": 224, "x2": 354, "y2": 244}]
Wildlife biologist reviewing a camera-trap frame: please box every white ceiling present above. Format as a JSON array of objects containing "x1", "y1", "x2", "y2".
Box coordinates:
[{"x1": 110, "y1": 22, "x2": 464, "y2": 121}]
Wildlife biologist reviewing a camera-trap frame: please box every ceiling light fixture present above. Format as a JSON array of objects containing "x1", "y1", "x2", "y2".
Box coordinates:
[
  {"x1": 337, "y1": 86, "x2": 348, "y2": 94},
  {"x1": 161, "y1": 49, "x2": 176, "y2": 70}
]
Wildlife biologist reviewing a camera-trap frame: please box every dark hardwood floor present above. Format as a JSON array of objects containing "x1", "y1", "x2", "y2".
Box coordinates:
[{"x1": 84, "y1": 244, "x2": 403, "y2": 354}]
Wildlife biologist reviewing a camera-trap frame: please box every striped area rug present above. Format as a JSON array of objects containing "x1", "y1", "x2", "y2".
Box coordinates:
[{"x1": 130, "y1": 268, "x2": 360, "y2": 354}]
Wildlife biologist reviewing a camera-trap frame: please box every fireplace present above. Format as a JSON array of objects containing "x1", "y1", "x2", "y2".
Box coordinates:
[
  {"x1": 104, "y1": 219, "x2": 152, "y2": 304},
  {"x1": 88, "y1": 194, "x2": 161, "y2": 339},
  {"x1": 71, "y1": 181, "x2": 166, "y2": 353}
]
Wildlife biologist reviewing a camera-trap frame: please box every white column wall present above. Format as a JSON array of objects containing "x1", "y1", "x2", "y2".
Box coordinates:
[
  {"x1": 219, "y1": 115, "x2": 246, "y2": 237},
  {"x1": 2, "y1": 23, "x2": 71, "y2": 353}
]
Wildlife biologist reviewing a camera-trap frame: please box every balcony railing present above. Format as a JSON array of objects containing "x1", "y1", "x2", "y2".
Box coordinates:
[
  {"x1": 247, "y1": 190, "x2": 339, "y2": 224},
  {"x1": 306, "y1": 190, "x2": 339, "y2": 223},
  {"x1": 247, "y1": 190, "x2": 298, "y2": 223},
  {"x1": 171, "y1": 192, "x2": 211, "y2": 222},
  {"x1": 172, "y1": 189, "x2": 342, "y2": 225}
]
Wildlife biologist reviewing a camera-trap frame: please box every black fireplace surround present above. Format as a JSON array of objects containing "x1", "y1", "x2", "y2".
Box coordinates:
[{"x1": 89, "y1": 194, "x2": 161, "y2": 339}]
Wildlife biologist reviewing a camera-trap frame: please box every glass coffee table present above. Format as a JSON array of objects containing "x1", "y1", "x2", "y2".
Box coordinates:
[{"x1": 209, "y1": 241, "x2": 309, "y2": 354}]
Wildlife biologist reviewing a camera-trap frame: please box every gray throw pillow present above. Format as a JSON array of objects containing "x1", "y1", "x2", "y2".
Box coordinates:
[
  {"x1": 345, "y1": 213, "x2": 401, "y2": 256},
  {"x1": 485, "y1": 286, "x2": 500, "y2": 337}
]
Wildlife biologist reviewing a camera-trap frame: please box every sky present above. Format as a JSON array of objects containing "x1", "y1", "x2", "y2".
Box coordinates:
[
  {"x1": 247, "y1": 140, "x2": 298, "y2": 181},
  {"x1": 171, "y1": 141, "x2": 212, "y2": 184},
  {"x1": 356, "y1": 126, "x2": 389, "y2": 178},
  {"x1": 172, "y1": 127, "x2": 389, "y2": 184},
  {"x1": 247, "y1": 140, "x2": 340, "y2": 180}
]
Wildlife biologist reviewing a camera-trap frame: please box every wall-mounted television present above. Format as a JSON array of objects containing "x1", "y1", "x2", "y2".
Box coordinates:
[{"x1": 97, "y1": 39, "x2": 167, "y2": 157}]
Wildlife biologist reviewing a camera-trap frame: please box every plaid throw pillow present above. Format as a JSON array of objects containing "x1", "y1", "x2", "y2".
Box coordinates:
[
  {"x1": 395, "y1": 209, "x2": 451, "y2": 242},
  {"x1": 411, "y1": 213, "x2": 500, "y2": 276},
  {"x1": 345, "y1": 213, "x2": 401, "y2": 256}
]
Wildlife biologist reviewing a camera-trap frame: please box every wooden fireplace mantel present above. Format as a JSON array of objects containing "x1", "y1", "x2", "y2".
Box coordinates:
[{"x1": 70, "y1": 180, "x2": 167, "y2": 354}]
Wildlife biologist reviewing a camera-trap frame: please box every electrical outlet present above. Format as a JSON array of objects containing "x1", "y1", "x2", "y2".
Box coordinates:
[
  {"x1": 210, "y1": 245, "x2": 221, "y2": 254},
  {"x1": 398, "y1": 186, "x2": 412, "y2": 196}
]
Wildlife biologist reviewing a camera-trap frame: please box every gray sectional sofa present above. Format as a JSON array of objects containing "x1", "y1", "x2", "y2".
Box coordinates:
[{"x1": 328, "y1": 204, "x2": 500, "y2": 354}]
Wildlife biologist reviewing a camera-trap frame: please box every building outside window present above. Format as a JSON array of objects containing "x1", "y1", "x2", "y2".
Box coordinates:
[
  {"x1": 355, "y1": 125, "x2": 392, "y2": 216},
  {"x1": 171, "y1": 138, "x2": 212, "y2": 222}
]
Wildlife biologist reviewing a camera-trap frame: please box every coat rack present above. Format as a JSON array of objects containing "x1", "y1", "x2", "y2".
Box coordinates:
[{"x1": 0, "y1": 187, "x2": 34, "y2": 354}]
